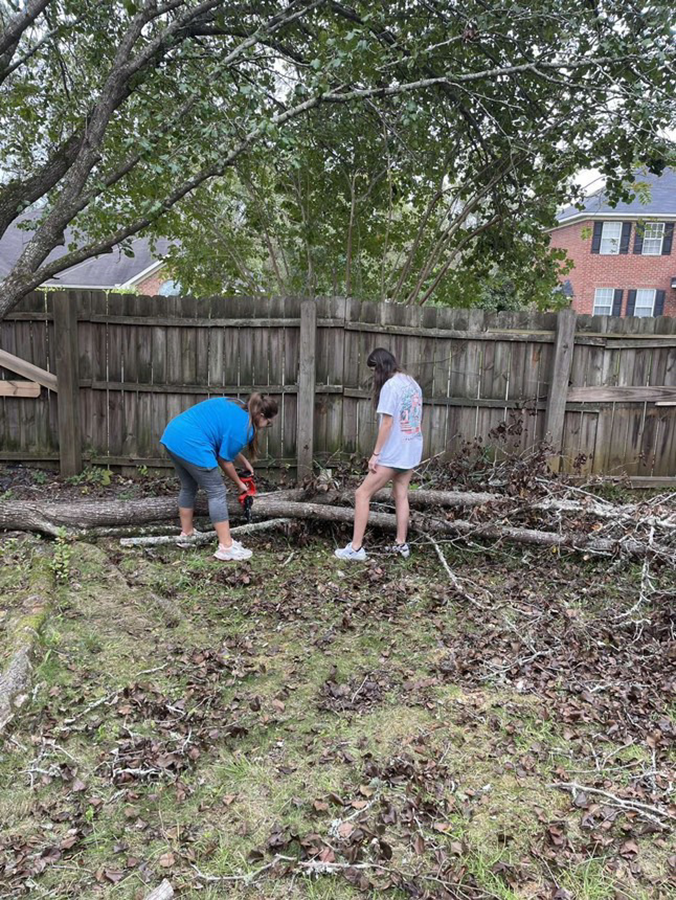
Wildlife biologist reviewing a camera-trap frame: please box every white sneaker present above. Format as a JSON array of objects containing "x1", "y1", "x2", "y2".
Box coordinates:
[
  {"x1": 177, "y1": 529, "x2": 203, "y2": 548},
  {"x1": 387, "y1": 542, "x2": 410, "y2": 559},
  {"x1": 214, "y1": 542, "x2": 252, "y2": 561},
  {"x1": 334, "y1": 543, "x2": 367, "y2": 562}
]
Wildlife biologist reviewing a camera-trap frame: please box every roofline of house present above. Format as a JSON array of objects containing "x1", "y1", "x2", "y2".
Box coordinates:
[
  {"x1": 553, "y1": 212, "x2": 676, "y2": 229},
  {"x1": 118, "y1": 259, "x2": 165, "y2": 288},
  {"x1": 42, "y1": 282, "x2": 120, "y2": 290}
]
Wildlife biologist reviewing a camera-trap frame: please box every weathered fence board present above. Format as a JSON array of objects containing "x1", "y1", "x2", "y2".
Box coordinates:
[{"x1": 1, "y1": 292, "x2": 675, "y2": 477}]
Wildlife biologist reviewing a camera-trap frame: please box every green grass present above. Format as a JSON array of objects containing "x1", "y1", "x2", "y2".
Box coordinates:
[{"x1": 0, "y1": 534, "x2": 671, "y2": 900}]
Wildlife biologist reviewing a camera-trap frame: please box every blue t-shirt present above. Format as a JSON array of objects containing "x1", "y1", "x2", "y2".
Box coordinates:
[{"x1": 160, "y1": 398, "x2": 254, "y2": 468}]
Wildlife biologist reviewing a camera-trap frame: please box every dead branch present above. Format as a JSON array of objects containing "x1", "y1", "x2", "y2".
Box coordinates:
[
  {"x1": 1, "y1": 490, "x2": 674, "y2": 564},
  {"x1": 551, "y1": 781, "x2": 674, "y2": 829},
  {"x1": 119, "y1": 517, "x2": 293, "y2": 547},
  {"x1": 425, "y1": 533, "x2": 485, "y2": 608}
]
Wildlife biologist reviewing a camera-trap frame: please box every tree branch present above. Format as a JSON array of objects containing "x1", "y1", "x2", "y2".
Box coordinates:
[{"x1": 0, "y1": 0, "x2": 50, "y2": 77}]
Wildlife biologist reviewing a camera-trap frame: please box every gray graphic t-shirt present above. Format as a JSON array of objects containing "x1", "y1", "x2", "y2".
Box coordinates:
[{"x1": 376, "y1": 373, "x2": 423, "y2": 469}]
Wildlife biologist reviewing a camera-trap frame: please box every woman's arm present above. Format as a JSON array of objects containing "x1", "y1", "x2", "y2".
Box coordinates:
[
  {"x1": 235, "y1": 452, "x2": 254, "y2": 475},
  {"x1": 218, "y1": 458, "x2": 247, "y2": 492},
  {"x1": 369, "y1": 415, "x2": 393, "y2": 472}
]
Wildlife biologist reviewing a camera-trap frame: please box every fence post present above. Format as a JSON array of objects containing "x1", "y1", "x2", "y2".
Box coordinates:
[
  {"x1": 544, "y1": 308, "x2": 576, "y2": 472},
  {"x1": 296, "y1": 298, "x2": 317, "y2": 479},
  {"x1": 53, "y1": 291, "x2": 82, "y2": 476}
]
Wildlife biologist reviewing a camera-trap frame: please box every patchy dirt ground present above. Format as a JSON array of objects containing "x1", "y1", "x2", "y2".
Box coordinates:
[{"x1": 0, "y1": 466, "x2": 674, "y2": 900}]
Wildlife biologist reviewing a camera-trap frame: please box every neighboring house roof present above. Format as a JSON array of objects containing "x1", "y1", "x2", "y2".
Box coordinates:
[
  {"x1": 0, "y1": 211, "x2": 173, "y2": 288},
  {"x1": 556, "y1": 168, "x2": 676, "y2": 227}
]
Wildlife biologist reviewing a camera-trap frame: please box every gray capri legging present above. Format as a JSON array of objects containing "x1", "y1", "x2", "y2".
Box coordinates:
[{"x1": 166, "y1": 449, "x2": 229, "y2": 524}]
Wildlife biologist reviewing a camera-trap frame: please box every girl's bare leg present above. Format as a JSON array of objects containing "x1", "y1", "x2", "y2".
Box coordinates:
[
  {"x1": 391, "y1": 470, "x2": 413, "y2": 544},
  {"x1": 352, "y1": 466, "x2": 396, "y2": 549}
]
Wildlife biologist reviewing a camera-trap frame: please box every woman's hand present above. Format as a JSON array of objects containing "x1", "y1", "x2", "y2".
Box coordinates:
[{"x1": 368, "y1": 454, "x2": 380, "y2": 473}]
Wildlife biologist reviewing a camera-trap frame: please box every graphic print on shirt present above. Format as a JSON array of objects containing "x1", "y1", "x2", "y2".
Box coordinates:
[{"x1": 399, "y1": 382, "x2": 422, "y2": 437}]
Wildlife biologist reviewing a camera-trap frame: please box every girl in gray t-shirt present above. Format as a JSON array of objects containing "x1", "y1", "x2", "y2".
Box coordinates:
[{"x1": 335, "y1": 348, "x2": 423, "y2": 562}]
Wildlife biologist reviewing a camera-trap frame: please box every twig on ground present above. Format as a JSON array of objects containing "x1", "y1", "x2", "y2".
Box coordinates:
[
  {"x1": 350, "y1": 675, "x2": 370, "y2": 706},
  {"x1": 550, "y1": 781, "x2": 674, "y2": 829},
  {"x1": 614, "y1": 523, "x2": 656, "y2": 622},
  {"x1": 61, "y1": 691, "x2": 119, "y2": 726},
  {"x1": 60, "y1": 664, "x2": 169, "y2": 727},
  {"x1": 191, "y1": 855, "x2": 296, "y2": 883},
  {"x1": 425, "y1": 533, "x2": 485, "y2": 609}
]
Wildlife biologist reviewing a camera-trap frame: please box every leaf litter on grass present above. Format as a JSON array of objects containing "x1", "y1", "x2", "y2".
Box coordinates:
[{"x1": 0, "y1": 532, "x2": 673, "y2": 899}]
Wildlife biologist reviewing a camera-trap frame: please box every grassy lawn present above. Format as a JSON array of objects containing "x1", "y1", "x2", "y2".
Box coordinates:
[{"x1": 0, "y1": 523, "x2": 673, "y2": 900}]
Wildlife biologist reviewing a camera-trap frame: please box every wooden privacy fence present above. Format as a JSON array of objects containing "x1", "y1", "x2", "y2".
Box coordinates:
[{"x1": 0, "y1": 291, "x2": 675, "y2": 479}]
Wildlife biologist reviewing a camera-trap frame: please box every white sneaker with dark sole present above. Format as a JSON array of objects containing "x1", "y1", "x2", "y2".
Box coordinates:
[
  {"x1": 334, "y1": 543, "x2": 367, "y2": 561},
  {"x1": 214, "y1": 542, "x2": 252, "y2": 561}
]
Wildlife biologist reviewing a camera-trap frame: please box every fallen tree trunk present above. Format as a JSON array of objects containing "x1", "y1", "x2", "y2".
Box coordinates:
[
  {"x1": 0, "y1": 495, "x2": 672, "y2": 562},
  {"x1": 298, "y1": 488, "x2": 675, "y2": 527},
  {"x1": 3, "y1": 486, "x2": 671, "y2": 538},
  {"x1": 0, "y1": 491, "x2": 297, "y2": 537}
]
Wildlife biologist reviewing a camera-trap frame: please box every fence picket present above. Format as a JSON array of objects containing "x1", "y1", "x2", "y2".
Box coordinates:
[{"x1": 1, "y1": 291, "x2": 675, "y2": 478}]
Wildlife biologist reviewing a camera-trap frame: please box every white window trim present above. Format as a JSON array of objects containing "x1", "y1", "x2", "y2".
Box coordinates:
[
  {"x1": 593, "y1": 287, "x2": 615, "y2": 315},
  {"x1": 641, "y1": 222, "x2": 664, "y2": 256},
  {"x1": 600, "y1": 222, "x2": 622, "y2": 255},
  {"x1": 634, "y1": 288, "x2": 656, "y2": 317}
]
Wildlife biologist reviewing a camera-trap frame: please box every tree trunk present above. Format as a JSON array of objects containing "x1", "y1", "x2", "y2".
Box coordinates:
[{"x1": 0, "y1": 494, "x2": 671, "y2": 562}]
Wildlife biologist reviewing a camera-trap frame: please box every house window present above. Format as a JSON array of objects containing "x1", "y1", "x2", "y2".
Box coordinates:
[
  {"x1": 641, "y1": 223, "x2": 664, "y2": 255},
  {"x1": 593, "y1": 288, "x2": 615, "y2": 315},
  {"x1": 599, "y1": 222, "x2": 622, "y2": 254},
  {"x1": 634, "y1": 289, "x2": 656, "y2": 317},
  {"x1": 159, "y1": 279, "x2": 181, "y2": 296}
]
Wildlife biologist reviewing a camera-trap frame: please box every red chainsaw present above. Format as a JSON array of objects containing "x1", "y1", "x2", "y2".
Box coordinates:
[{"x1": 237, "y1": 470, "x2": 257, "y2": 523}]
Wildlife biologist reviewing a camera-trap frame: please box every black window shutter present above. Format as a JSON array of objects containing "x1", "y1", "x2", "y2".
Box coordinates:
[
  {"x1": 662, "y1": 222, "x2": 673, "y2": 255},
  {"x1": 612, "y1": 289, "x2": 623, "y2": 316},
  {"x1": 591, "y1": 221, "x2": 603, "y2": 254},
  {"x1": 633, "y1": 223, "x2": 644, "y2": 254},
  {"x1": 654, "y1": 290, "x2": 666, "y2": 316},
  {"x1": 626, "y1": 289, "x2": 636, "y2": 316},
  {"x1": 619, "y1": 222, "x2": 632, "y2": 254}
]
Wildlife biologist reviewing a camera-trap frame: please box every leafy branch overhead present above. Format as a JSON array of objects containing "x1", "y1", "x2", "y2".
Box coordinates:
[{"x1": 0, "y1": 0, "x2": 674, "y2": 314}]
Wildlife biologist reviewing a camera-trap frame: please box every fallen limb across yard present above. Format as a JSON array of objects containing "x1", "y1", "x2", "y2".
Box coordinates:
[{"x1": 0, "y1": 487, "x2": 674, "y2": 563}]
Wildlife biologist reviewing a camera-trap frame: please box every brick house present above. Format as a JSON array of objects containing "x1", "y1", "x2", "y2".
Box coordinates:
[
  {"x1": 549, "y1": 168, "x2": 676, "y2": 317},
  {"x1": 0, "y1": 212, "x2": 180, "y2": 295}
]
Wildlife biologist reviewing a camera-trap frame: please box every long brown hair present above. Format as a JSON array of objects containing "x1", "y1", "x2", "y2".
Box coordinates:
[
  {"x1": 246, "y1": 392, "x2": 278, "y2": 459},
  {"x1": 367, "y1": 347, "x2": 400, "y2": 408}
]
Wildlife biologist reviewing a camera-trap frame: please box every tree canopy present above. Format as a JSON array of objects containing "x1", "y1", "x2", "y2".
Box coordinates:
[{"x1": 0, "y1": 0, "x2": 673, "y2": 316}]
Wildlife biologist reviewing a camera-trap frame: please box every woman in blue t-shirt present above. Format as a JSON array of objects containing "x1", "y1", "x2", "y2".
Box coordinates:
[{"x1": 161, "y1": 393, "x2": 278, "y2": 561}]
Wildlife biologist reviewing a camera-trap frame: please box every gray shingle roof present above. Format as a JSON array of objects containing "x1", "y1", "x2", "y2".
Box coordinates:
[
  {"x1": 0, "y1": 211, "x2": 172, "y2": 287},
  {"x1": 557, "y1": 167, "x2": 676, "y2": 223}
]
